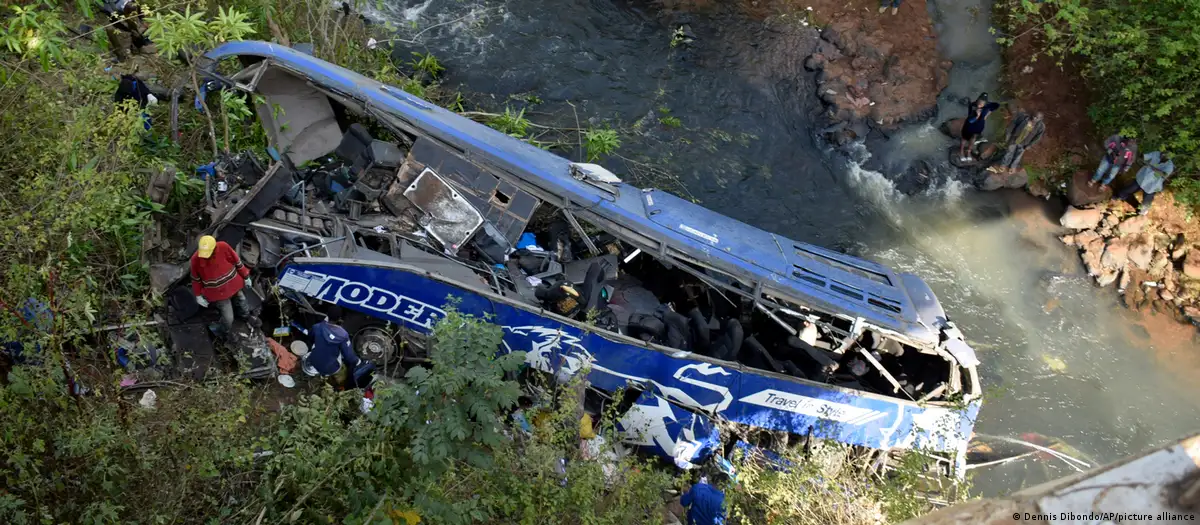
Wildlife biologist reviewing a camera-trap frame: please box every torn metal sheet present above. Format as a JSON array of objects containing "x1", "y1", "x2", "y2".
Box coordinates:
[
  {"x1": 403, "y1": 168, "x2": 484, "y2": 251},
  {"x1": 618, "y1": 389, "x2": 721, "y2": 469},
  {"x1": 407, "y1": 137, "x2": 540, "y2": 245},
  {"x1": 252, "y1": 66, "x2": 342, "y2": 165}
]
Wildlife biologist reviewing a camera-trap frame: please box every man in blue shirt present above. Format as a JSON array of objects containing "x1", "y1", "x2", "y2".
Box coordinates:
[
  {"x1": 305, "y1": 306, "x2": 362, "y2": 387},
  {"x1": 681, "y1": 475, "x2": 726, "y2": 525},
  {"x1": 1114, "y1": 151, "x2": 1174, "y2": 215}
]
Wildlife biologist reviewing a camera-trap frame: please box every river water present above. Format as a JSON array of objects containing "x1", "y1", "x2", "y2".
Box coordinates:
[{"x1": 368, "y1": 0, "x2": 1200, "y2": 496}]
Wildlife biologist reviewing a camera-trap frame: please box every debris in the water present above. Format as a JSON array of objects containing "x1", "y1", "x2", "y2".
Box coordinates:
[
  {"x1": 1042, "y1": 355, "x2": 1067, "y2": 373},
  {"x1": 1043, "y1": 297, "x2": 1061, "y2": 313},
  {"x1": 139, "y1": 389, "x2": 157, "y2": 409}
]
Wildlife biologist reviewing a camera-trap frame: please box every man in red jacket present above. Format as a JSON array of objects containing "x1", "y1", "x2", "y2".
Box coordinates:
[{"x1": 190, "y1": 235, "x2": 254, "y2": 335}]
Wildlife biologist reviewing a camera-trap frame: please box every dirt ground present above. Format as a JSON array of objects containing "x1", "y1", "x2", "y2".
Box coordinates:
[
  {"x1": 661, "y1": 0, "x2": 945, "y2": 126},
  {"x1": 1000, "y1": 30, "x2": 1097, "y2": 174}
]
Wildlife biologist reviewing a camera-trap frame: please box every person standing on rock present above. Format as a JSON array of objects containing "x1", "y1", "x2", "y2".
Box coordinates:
[
  {"x1": 959, "y1": 93, "x2": 1001, "y2": 163},
  {"x1": 999, "y1": 111, "x2": 1045, "y2": 172},
  {"x1": 878, "y1": 0, "x2": 902, "y2": 15},
  {"x1": 1113, "y1": 151, "x2": 1174, "y2": 216},
  {"x1": 1089, "y1": 134, "x2": 1138, "y2": 190}
]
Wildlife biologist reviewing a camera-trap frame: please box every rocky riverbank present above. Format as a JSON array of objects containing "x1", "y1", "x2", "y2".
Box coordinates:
[
  {"x1": 1058, "y1": 196, "x2": 1200, "y2": 327},
  {"x1": 984, "y1": 4, "x2": 1200, "y2": 335},
  {"x1": 799, "y1": 0, "x2": 948, "y2": 144}
]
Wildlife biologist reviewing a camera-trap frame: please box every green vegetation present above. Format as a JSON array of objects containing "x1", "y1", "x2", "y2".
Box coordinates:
[
  {"x1": 584, "y1": 128, "x2": 621, "y2": 161},
  {"x1": 488, "y1": 106, "x2": 532, "y2": 137},
  {"x1": 670, "y1": 26, "x2": 687, "y2": 48},
  {"x1": 657, "y1": 106, "x2": 682, "y2": 128},
  {"x1": 410, "y1": 51, "x2": 445, "y2": 79},
  {"x1": 0, "y1": 1, "x2": 952, "y2": 523},
  {"x1": 999, "y1": 0, "x2": 1200, "y2": 204}
]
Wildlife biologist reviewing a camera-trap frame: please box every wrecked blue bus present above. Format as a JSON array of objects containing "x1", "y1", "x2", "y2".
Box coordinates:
[{"x1": 201, "y1": 41, "x2": 981, "y2": 477}]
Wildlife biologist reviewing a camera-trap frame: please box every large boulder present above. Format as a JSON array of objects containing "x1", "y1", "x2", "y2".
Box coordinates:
[
  {"x1": 941, "y1": 118, "x2": 965, "y2": 139},
  {"x1": 1082, "y1": 240, "x2": 1105, "y2": 276},
  {"x1": 1101, "y1": 239, "x2": 1130, "y2": 269},
  {"x1": 1096, "y1": 269, "x2": 1119, "y2": 287},
  {"x1": 804, "y1": 53, "x2": 827, "y2": 71},
  {"x1": 1075, "y1": 229, "x2": 1101, "y2": 248},
  {"x1": 1184, "y1": 252, "x2": 1200, "y2": 279},
  {"x1": 1150, "y1": 251, "x2": 1171, "y2": 276},
  {"x1": 1127, "y1": 234, "x2": 1154, "y2": 270},
  {"x1": 1117, "y1": 215, "x2": 1150, "y2": 235},
  {"x1": 1172, "y1": 243, "x2": 1190, "y2": 261},
  {"x1": 1066, "y1": 170, "x2": 1111, "y2": 208},
  {"x1": 979, "y1": 168, "x2": 1028, "y2": 191},
  {"x1": 1060, "y1": 206, "x2": 1103, "y2": 230}
]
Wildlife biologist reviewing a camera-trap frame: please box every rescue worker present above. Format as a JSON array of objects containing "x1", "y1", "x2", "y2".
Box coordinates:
[
  {"x1": 681, "y1": 474, "x2": 727, "y2": 525},
  {"x1": 100, "y1": 0, "x2": 154, "y2": 61},
  {"x1": 1089, "y1": 134, "x2": 1138, "y2": 190},
  {"x1": 305, "y1": 306, "x2": 362, "y2": 388},
  {"x1": 999, "y1": 111, "x2": 1045, "y2": 172},
  {"x1": 190, "y1": 235, "x2": 254, "y2": 335},
  {"x1": 1114, "y1": 151, "x2": 1174, "y2": 215}
]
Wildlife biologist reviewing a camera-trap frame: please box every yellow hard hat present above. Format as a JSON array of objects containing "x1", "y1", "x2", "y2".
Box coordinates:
[
  {"x1": 579, "y1": 413, "x2": 596, "y2": 440},
  {"x1": 197, "y1": 235, "x2": 217, "y2": 258}
]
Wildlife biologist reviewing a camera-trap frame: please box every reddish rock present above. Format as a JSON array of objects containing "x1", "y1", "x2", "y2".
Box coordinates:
[
  {"x1": 1117, "y1": 215, "x2": 1150, "y2": 235},
  {"x1": 1066, "y1": 170, "x2": 1111, "y2": 208},
  {"x1": 1096, "y1": 269, "x2": 1119, "y2": 287},
  {"x1": 1082, "y1": 241, "x2": 1105, "y2": 276},
  {"x1": 978, "y1": 143, "x2": 1000, "y2": 161},
  {"x1": 814, "y1": 17, "x2": 945, "y2": 127},
  {"x1": 1076, "y1": 230, "x2": 1101, "y2": 247},
  {"x1": 1027, "y1": 176, "x2": 1051, "y2": 199},
  {"x1": 1102, "y1": 239, "x2": 1130, "y2": 269},
  {"x1": 1184, "y1": 252, "x2": 1200, "y2": 279},
  {"x1": 1127, "y1": 235, "x2": 1154, "y2": 270},
  {"x1": 980, "y1": 167, "x2": 1027, "y2": 191},
  {"x1": 1060, "y1": 206, "x2": 1103, "y2": 230},
  {"x1": 1150, "y1": 251, "x2": 1171, "y2": 276},
  {"x1": 942, "y1": 118, "x2": 965, "y2": 139}
]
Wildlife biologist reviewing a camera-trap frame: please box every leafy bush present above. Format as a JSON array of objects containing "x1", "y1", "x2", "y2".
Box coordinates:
[
  {"x1": 410, "y1": 51, "x2": 446, "y2": 79},
  {"x1": 585, "y1": 128, "x2": 621, "y2": 161},
  {"x1": 999, "y1": 0, "x2": 1200, "y2": 203},
  {"x1": 489, "y1": 107, "x2": 531, "y2": 137}
]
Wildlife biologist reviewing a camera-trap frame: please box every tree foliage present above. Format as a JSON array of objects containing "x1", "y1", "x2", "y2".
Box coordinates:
[{"x1": 1000, "y1": 0, "x2": 1200, "y2": 203}]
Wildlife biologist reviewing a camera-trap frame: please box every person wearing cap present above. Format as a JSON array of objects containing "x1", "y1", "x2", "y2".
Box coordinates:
[
  {"x1": 306, "y1": 306, "x2": 362, "y2": 387},
  {"x1": 190, "y1": 235, "x2": 252, "y2": 335}
]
